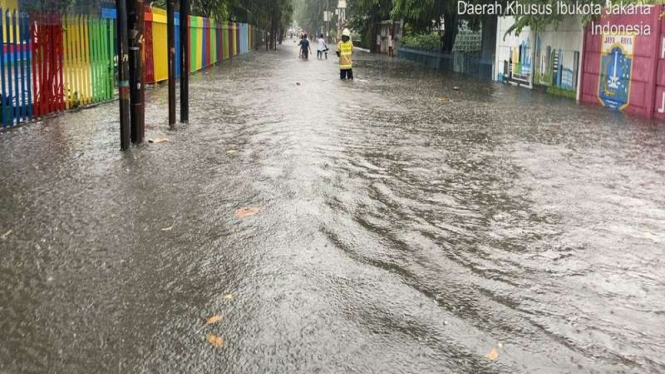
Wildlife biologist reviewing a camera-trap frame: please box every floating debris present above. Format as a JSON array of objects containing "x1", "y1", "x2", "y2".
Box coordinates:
[
  {"x1": 235, "y1": 207, "x2": 260, "y2": 219},
  {"x1": 486, "y1": 347, "x2": 499, "y2": 361},
  {"x1": 206, "y1": 333, "x2": 224, "y2": 348},
  {"x1": 148, "y1": 137, "x2": 170, "y2": 144},
  {"x1": 206, "y1": 315, "x2": 224, "y2": 325}
]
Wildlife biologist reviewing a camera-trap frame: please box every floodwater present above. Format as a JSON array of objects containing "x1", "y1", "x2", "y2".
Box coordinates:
[{"x1": 1, "y1": 42, "x2": 664, "y2": 374}]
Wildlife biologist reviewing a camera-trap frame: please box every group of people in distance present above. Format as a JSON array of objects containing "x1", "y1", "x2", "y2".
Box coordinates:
[
  {"x1": 297, "y1": 33, "x2": 328, "y2": 60},
  {"x1": 297, "y1": 29, "x2": 354, "y2": 80}
]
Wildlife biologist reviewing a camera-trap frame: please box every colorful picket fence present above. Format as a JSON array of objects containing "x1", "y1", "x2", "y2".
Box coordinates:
[
  {"x1": 1, "y1": 6, "x2": 261, "y2": 129},
  {"x1": 62, "y1": 16, "x2": 116, "y2": 109},
  {"x1": 1, "y1": 10, "x2": 32, "y2": 126},
  {"x1": 144, "y1": 9, "x2": 257, "y2": 83},
  {"x1": 0, "y1": 10, "x2": 117, "y2": 128}
]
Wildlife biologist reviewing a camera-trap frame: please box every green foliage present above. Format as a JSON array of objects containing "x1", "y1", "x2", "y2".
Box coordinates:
[
  {"x1": 152, "y1": 0, "x2": 231, "y2": 20},
  {"x1": 293, "y1": 0, "x2": 338, "y2": 37},
  {"x1": 400, "y1": 33, "x2": 440, "y2": 50},
  {"x1": 20, "y1": 0, "x2": 92, "y2": 13},
  {"x1": 391, "y1": 0, "x2": 449, "y2": 33},
  {"x1": 345, "y1": 0, "x2": 392, "y2": 52},
  {"x1": 150, "y1": 0, "x2": 293, "y2": 32}
]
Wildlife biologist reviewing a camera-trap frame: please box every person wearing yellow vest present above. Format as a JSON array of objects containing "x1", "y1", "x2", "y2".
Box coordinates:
[{"x1": 336, "y1": 29, "x2": 354, "y2": 80}]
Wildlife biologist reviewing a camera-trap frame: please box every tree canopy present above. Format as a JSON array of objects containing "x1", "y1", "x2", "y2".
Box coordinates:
[
  {"x1": 149, "y1": 0, "x2": 293, "y2": 34},
  {"x1": 294, "y1": 0, "x2": 331, "y2": 35}
]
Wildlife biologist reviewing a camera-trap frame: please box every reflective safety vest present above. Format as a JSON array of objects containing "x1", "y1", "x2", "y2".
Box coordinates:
[{"x1": 337, "y1": 40, "x2": 353, "y2": 69}]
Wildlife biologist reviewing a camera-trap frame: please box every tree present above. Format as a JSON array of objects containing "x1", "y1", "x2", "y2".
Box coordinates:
[
  {"x1": 294, "y1": 0, "x2": 333, "y2": 37},
  {"x1": 150, "y1": 0, "x2": 294, "y2": 49},
  {"x1": 152, "y1": 0, "x2": 231, "y2": 20},
  {"x1": 391, "y1": 0, "x2": 502, "y2": 53},
  {"x1": 347, "y1": 0, "x2": 392, "y2": 52},
  {"x1": 19, "y1": 0, "x2": 93, "y2": 13},
  {"x1": 151, "y1": 0, "x2": 292, "y2": 31}
]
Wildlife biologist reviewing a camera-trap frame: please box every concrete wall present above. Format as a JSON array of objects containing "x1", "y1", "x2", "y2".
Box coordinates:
[
  {"x1": 495, "y1": 16, "x2": 534, "y2": 86},
  {"x1": 534, "y1": 16, "x2": 584, "y2": 98},
  {"x1": 580, "y1": 5, "x2": 664, "y2": 119},
  {"x1": 377, "y1": 21, "x2": 402, "y2": 54},
  {"x1": 656, "y1": 15, "x2": 665, "y2": 120},
  {"x1": 495, "y1": 16, "x2": 584, "y2": 97}
]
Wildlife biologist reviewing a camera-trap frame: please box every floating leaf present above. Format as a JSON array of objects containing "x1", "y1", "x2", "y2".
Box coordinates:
[
  {"x1": 224, "y1": 293, "x2": 234, "y2": 301},
  {"x1": 206, "y1": 315, "x2": 224, "y2": 325},
  {"x1": 1, "y1": 230, "x2": 11, "y2": 239},
  {"x1": 206, "y1": 333, "x2": 224, "y2": 348},
  {"x1": 486, "y1": 347, "x2": 499, "y2": 361},
  {"x1": 226, "y1": 150, "x2": 238, "y2": 156},
  {"x1": 235, "y1": 207, "x2": 260, "y2": 219},
  {"x1": 148, "y1": 137, "x2": 170, "y2": 144},
  {"x1": 161, "y1": 226, "x2": 174, "y2": 232}
]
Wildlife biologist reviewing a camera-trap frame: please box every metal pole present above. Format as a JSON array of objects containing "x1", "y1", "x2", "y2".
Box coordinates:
[
  {"x1": 129, "y1": 0, "x2": 145, "y2": 144},
  {"x1": 138, "y1": 0, "x2": 146, "y2": 139},
  {"x1": 167, "y1": 0, "x2": 176, "y2": 127},
  {"x1": 116, "y1": 0, "x2": 131, "y2": 150},
  {"x1": 180, "y1": 0, "x2": 189, "y2": 123}
]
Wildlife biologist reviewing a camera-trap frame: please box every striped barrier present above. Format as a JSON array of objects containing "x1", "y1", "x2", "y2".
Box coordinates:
[
  {"x1": 144, "y1": 9, "x2": 255, "y2": 83},
  {"x1": 1, "y1": 6, "x2": 261, "y2": 129}
]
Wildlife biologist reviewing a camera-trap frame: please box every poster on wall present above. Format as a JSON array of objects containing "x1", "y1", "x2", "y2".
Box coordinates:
[{"x1": 598, "y1": 34, "x2": 635, "y2": 110}]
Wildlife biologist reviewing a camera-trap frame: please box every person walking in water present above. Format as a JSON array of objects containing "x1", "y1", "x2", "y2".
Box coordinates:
[
  {"x1": 388, "y1": 31, "x2": 394, "y2": 58},
  {"x1": 317, "y1": 34, "x2": 328, "y2": 60},
  {"x1": 336, "y1": 29, "x2": 354, "y2": 80},
  {"x1": 298, "y1": 33, "x2": 312, "y2": 60}
]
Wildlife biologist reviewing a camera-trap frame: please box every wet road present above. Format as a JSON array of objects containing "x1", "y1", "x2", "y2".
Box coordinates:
[{"x1": 1, "y1": 42, "x2": 665, "y2": 374}]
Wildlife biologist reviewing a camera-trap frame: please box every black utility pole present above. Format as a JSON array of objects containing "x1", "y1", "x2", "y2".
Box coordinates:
[
  {"x1": 167, "y1": 0, "x2": 176, "y2": 127},
  {"x1": 116, "y1": 0, "x2": 131, "y2": 150},
  {"x1": 180, "y1": 0, "x2": 189, "y2": 123},
  {"x1": 129, "y1": 0, "x2": 145, "y2": 144}
]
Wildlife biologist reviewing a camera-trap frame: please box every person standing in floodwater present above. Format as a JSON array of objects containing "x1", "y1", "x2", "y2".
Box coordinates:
[
  {"x1": 336, "y1": 29, "x2": 354, "y2": 80},
  {"x1": 298, "y1": 33, "x2": 312, "y2": 60},
  {"x1": 317, "y1": 34, "x2": 328, "y2": 60},
  {"x1": 388, "y1": 32, "x2": 394, "y2": 57}
]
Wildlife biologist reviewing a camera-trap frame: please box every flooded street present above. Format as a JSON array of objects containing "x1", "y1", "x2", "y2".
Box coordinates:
[{"x1": 1, "y1": 43, "x2": 664, "y2": 374}]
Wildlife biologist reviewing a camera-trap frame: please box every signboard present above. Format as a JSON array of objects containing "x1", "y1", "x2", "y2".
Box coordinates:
[
  {"x1": 598, "y1": 33, "x2": 635, "y2": 110},
  {"x1": 338, "y1": 1, "x2": 347, "y2": 9}
]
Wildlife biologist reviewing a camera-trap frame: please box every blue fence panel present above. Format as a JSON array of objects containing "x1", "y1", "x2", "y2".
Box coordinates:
[{"x1": 175, "y1": 12, "x2": 181, "y2": 78}]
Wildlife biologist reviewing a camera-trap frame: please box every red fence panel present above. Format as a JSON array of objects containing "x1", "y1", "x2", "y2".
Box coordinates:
[
  {"x1": 31, "y1": 13, "x2": 65, "y2": 118},
  {"x1": 144, "y1": 10, "x2": 155, "y2": 84}
]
